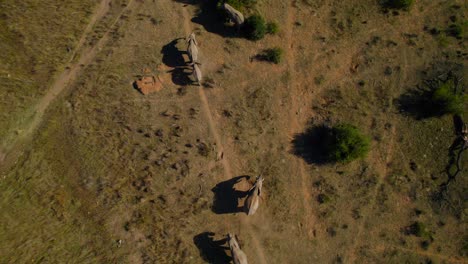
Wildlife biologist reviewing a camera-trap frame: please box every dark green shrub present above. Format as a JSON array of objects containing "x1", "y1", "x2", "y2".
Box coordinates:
[
  {"x1": 408, "y1": 222, "x2": 433, "y2": 240},
  {"x1": 266, "y1": 22, "x2": 279, "y2": 34},
  {"x1": 430, "y1": 78, "x2": 465, "y2": 115},
  {"x1": 385, "y1": 0, "x2": 414, "y2": 9},
  {"x1": 448, "y1": 22, "x2": 467, "y2": 39},
  {"x1": 243, "y1": 15, "x2": 266, "y2": 40},
  {"x1": 261, "y1": 47, "x2": 283, "y2": 64},
  {"x1": 317, "y1": 193, "x2": 331, "y2": 204},
  {"x1": 326, "y1": 124, "x2": 370, "y2": 163}
]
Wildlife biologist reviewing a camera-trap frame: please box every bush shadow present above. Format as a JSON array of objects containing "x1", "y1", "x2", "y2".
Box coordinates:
[
  {"x1": 211, "y1": 175, "x2": 250, "y2": 214},
  {"x1": 193, "y1": 232, "x2": 230, "y2": 263},
  {"x1": 291, "y1": 125, "x2": 331, "y2": 165}
]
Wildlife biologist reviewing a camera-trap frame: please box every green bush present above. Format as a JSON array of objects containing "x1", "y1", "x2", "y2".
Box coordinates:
[
  {"x1": 448, "y1": 22, "x2": 467, "y2": 39},
  {"x1": 266, "y1": 22, "x2": 279, "y2": 34},
  {"x1": 326, "y1": 124, "x2": 370, "y2": 163},
  {"x1": 243, "y1": 15, "x2": 267, "y2": 41},
  {"x1": 385, "y1": 0, "x2": 414, "y2": 9},
  {"x1": 430, "y1": 78, "x2": 465, "y2": 115},
  {"x1": 408, "y1": 222, "x2": 433, "y2": 240},
  {"x1": 262, "y1": 47, "x2": 283, "y2": 64}
]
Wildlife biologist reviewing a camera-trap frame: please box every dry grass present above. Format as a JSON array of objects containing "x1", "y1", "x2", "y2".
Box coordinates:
[
  {"x1": 0, "y1": 0, "x2": 96, "y2": 141},
  {"x1": 0, "y1": 0, "x2": 466, "y2": 263}
]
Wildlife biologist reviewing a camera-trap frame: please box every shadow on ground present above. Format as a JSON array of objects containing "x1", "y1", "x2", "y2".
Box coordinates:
[
  {"x1": 211, "y1": 175, "x2": 250, "y2": 214},
  {"x1": 173, "y1": 0, "x2": 243, "y2": 38},
  {"x1": 161, "y1": 38, "x2": 192, "y2": 85},
  {"x1": 193, "y1": 232, "x2": 231, "y2": 263},
  {"x1": 396, "y1": 88, "x2": 440, "y2": 119},
  {"x1": 291, "y1": 125, "x2": 331, "y2": 165}
]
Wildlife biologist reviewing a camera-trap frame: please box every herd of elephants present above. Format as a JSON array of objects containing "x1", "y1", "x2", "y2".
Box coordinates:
[{"x1": 186, "y1": 3, "x2": 260, "y2": 264}]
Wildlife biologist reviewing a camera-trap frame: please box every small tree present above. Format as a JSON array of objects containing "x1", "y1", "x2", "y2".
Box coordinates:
[
  {"x1": 430, "y1": 78, "x2": 465, "y2": 115},
  {"x1": 243, "y1": 15, "x2": 267, "y2": 41},
  {"x1": 326, "y1": 124, "x2": 370, "y2": 163},
  {"x1": 385, "y1": 0, "x2": 413, "y2": 9}
]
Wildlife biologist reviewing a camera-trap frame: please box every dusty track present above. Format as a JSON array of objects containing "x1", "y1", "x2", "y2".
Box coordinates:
[
  {"x1": 284, "y1": 0, "x2": 317, "y2": 239},
  {"x1": 178, "y1": 4, "x2": 268, "y2": 264},
  {"x1": 0, "y1": 0, "x2": 135, "y2": 170}
]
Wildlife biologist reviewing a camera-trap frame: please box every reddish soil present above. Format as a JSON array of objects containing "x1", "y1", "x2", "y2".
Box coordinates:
[{"x1": 135, "y1": 76, "x2": 163, "y2": 95}]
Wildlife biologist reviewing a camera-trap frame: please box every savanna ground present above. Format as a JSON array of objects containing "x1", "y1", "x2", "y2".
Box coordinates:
[{"x1": 0, "y1": 0, "x2": 466, "y2": 263}]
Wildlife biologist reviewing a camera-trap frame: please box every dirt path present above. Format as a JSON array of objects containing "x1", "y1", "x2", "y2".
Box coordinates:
[
  {"x1": 69, "y1": 0, "x2": 112, "y2": 62},
  {"x1": 0, "y1": 0, "x2": 135, "y2": 170},
  {"x1": 284, "y1": 0, "x2": 317, "y2": 239},
  {"x1": 179, "y1": 4, "x2": 268, "y2": 264},
  {"x1": 344, "y1": 49, "x2": 408, "y2": 263}
]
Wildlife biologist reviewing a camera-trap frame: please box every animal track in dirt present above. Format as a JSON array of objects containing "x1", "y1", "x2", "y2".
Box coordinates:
[{"x1": 177, "y1": 2, "x2": 268, "y2": 264}]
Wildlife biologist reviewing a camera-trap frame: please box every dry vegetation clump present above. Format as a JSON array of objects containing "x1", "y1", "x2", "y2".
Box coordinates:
[
  {"x1": 266, "y1": 22, "x2": 279, "y2": 34},
  {"x1": 257, "y1": 47, "x2": 283, "y2": 64}
]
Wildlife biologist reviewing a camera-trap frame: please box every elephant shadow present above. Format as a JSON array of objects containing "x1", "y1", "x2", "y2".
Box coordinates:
[{"x1": 211, "y1": 175, "x2": 250, "y2": 214}]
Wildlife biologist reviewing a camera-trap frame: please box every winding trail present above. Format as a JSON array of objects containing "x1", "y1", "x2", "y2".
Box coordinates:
[
  {"x1": 179, "y1": 4, "x2": 267, "y2": 264},
  {"x1": 0, "y1": 0, "x2": 135, "y2": 170}
]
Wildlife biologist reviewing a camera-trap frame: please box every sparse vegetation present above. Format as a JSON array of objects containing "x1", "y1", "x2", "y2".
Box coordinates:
[
  {"x1": 326, "y1": 124, "x2": 371, "y2": 163},
  {"x1": 243, "y1": 15, "x2": 267, "y2": 40}
]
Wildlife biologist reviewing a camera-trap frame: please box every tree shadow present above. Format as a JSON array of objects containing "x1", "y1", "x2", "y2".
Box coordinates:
[
  {"x1": 193, "y1": 232, "x2": 230, "y2": 263},
  {"x1": 211, "y1": 175, "x2": 250, "y2": 214},
  {"x1": 291, "y1": 125, "x2": 331, "y2": 165},
  {"x1": 396, "y1": 87, "x2": 439, "y2": 119}
]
